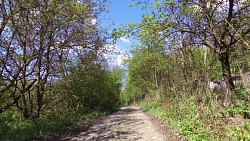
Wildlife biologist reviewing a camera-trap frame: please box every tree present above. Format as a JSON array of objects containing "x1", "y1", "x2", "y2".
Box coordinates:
[
  {"x1": 0, "y1": 0, "x2": 108, "y2": 118},
  {"x1": 161, "y1": 0, "x2": 250, "y2": 91},
  {"x1": 116, "y1": 0, "x2": 250, "y2": 92}
]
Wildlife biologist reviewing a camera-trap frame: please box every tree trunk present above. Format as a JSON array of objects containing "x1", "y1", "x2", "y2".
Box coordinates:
[
  {"x1": 218, "y1": 52, "x2": 235, "y2": 91},
  {"x1": 20, "y1": 91, "x2": 30, "y2": 119}
]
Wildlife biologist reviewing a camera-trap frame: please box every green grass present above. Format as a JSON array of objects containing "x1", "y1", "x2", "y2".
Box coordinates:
[
  {"x1": 138, "y1": 99, "x2": 218, "y2": 141},
  {"x1": 0, "y1": 110, "x2": 108, "y2": 141},
  {"x1": 139, "y1": 95, "x2": 250, "y2": 141},
  {"x1": 226, "y1": 123, "x2": 250, "y2": 141}
]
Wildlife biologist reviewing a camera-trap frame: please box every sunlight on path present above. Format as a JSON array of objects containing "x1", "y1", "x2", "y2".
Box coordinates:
[{"x1": 59, "y1": 107, "x2": 165, "y2": 141}]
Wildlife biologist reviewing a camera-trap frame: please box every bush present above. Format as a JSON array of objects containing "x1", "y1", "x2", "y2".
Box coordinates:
[{"x1": 54, "y1": 62, "x2": 122, "y2": 112}]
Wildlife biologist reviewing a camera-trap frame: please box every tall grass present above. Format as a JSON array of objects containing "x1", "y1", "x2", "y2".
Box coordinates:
[
  {"x1": 0, "y1": 109, "x2": 107, "y2": 141},
  {"x1": 139, "y1": 88, "x2": 250, "y2": 141}
]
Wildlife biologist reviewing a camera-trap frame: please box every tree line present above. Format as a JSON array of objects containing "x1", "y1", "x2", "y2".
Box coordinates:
[
  {"x1": 0, "y1": 0, "x2": 122, "y2": 140},
  {"x1": 114, "y1": 0, "x2": 250, "y2": 140}
]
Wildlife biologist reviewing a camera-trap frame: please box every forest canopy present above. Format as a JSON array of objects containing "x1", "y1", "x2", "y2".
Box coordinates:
[{"x1": 0, "y1": 0, "x2": 122, "y2": 140}]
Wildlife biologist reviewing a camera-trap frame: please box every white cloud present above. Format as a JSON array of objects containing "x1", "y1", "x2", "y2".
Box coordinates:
[
  {"x1": 116, "y1": 54, "x2": 123, "y2": 66},
  {"x1": 119, "y1": 37, "x2": 130, "y2": 43},
  {"x1": 114, "y1": 50, "x2": 132, "y2": 66},
  {"x1": 97, "y1": 44, "x2": 132, "y2": 66},
  {"x1": 91, "y1": 19, "x2": 97, "y2": 25},
  {"x1": 103, "y1": 45, "x2": 125, "y2": 66}
]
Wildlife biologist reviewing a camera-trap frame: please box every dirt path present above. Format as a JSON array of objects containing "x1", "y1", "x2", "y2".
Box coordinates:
[{"x1": 59, "y1": 107, "x2": 183, "y2": 141}]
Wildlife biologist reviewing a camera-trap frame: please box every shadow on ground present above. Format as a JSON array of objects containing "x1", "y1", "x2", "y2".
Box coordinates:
[{"x1": 58, "y1": 107, "x2": 143, "y2": 141}]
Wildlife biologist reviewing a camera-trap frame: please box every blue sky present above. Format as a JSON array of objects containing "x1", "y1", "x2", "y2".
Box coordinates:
[
  {"x1": 104, "y1": 0, "x2": 148, "y2": 53},
  {"x1": 99, "y1": 0, "x2": 149, "y2": 66}
]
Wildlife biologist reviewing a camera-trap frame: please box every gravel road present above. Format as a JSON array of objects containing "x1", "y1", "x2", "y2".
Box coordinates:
[{"x1": 59, "y1": 106, "x2": 183, "y2": 141}]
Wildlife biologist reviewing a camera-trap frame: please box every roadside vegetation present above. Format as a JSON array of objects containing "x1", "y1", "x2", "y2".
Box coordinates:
[
  {"x1": 0, "y1": 0, "x2": 122, "y2": 140},
  {"x1": 1, "y1": 0, "x2": 250, "y2": 140},
  {"x1": 115, "y1": 0, "x2": 250, "y2": 140}
]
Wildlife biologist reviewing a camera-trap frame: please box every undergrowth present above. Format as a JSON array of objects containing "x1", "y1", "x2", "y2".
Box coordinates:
[
  {"x1": 0, "y1": 109, "x2": 108, "y2": 141},
  {"x1": 139, "y1": 89, "x2": 250, "y2": 141}
]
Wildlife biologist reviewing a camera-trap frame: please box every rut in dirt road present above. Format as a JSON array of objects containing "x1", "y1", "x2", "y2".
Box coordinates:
[{"x1": 59, "y1": 106, "x2": 182, "y2": 141}]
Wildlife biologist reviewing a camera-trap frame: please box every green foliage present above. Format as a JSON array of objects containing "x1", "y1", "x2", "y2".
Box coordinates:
[
  {"x1": 228, "y1": 101, "x2": 250, "y2": 117},
  {"x1": 120, "y1": 0, "x2": 250, "y2": 141},
  {"x1": 0, "y1": 0, "x2": 120, "y2": 140},
  {"x1": 227, "y1": 86, "x2": 250, "y2": 118},
  {"x1": 139, "y1": 101, "x2": 167, "y2": 120},
  {"x1": 226, "y1": 123, "x2": 250, "y2": 141},
  {"x1": 138, "y1": 91, "x2": 250, "y2": 141},
  {"x1": 123, "y1": 45, "x2": 171, "y2": 104},
  {"x1": 139, "y1": 98, "x2": 219, "y2": 141},
  {"x1": 59, "y1": 61, "x2": 121, "y2": 112},
  {"x1": 138, "y1": 90, "x2": 250, "y2": 141},
  {"x1": 0, "y1": 109, "x2": 106, "y2": 140}
]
